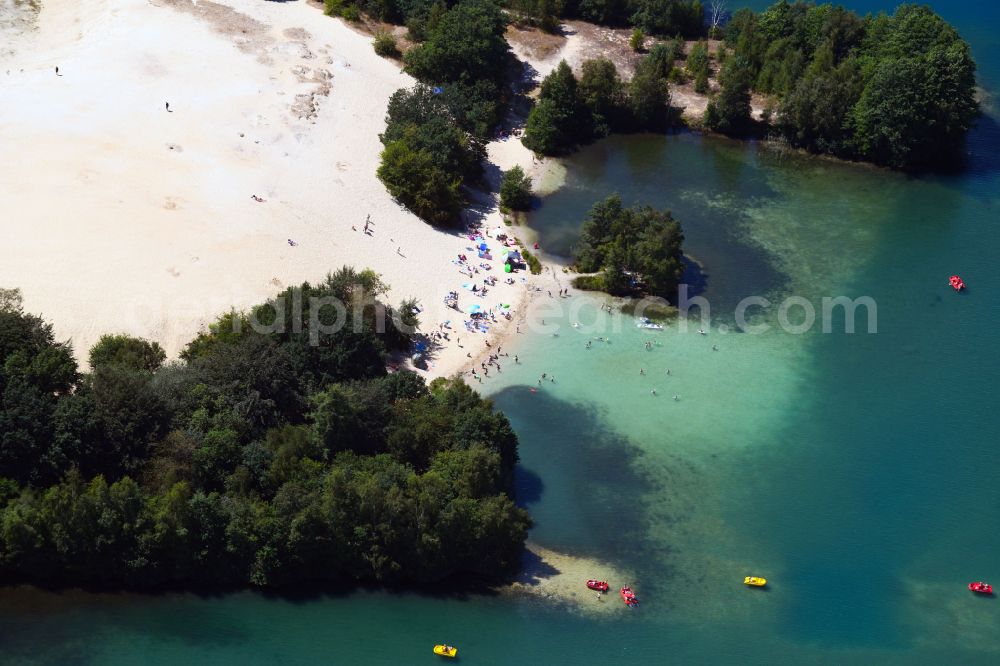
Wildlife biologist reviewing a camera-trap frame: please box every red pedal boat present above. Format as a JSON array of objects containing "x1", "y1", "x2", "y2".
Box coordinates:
[
  {"x1": 949, "y1": 275, "x2": 966, "y2": 291},
  {"x1": 969, "y1": 581, "x2": 993, "y2": 595},
  {"x1": 586, "y1": 579, "x2": 609, "y2": 592},
  {"x1": 620, "y1": 585, "x2": 639, "y2": 607}
]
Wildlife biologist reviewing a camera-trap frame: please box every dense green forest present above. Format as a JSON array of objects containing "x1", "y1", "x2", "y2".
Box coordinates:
[
  {"x1": 507, "y1": 0, "x2": 705, "y2": 37},
  {"x1": 717, "y1": 2, "x2": 980, "y2": 168},
  {"x1": 361, "y1": 0, "x2": 979, "y2": 211},
  {"x1": 522, "y1": 54, "x2": 673, "y2": 154},
  {"x1": 326, "y1": 0, "x2": 704, "y2": 38},
  {"x1": 572, "y1": 195, "x2": 686, "y2": 298},
  {"x1": 519, "y1": 1, "x2": 979, "y2": 169},
  {"x1": 0, "y1": 272, "x2": 529, "y2": 589}
]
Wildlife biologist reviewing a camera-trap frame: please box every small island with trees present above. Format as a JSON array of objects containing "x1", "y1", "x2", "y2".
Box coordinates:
[{"x1": 572, "y1": 194, "x2": 686, "y2": 300}]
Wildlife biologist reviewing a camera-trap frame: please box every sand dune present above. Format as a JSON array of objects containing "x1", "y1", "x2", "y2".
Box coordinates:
[{"x1": 1, "y1": 0, "x2": 534, "y2": 378}]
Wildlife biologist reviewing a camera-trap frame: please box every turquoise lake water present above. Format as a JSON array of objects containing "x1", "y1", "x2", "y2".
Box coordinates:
[{"x1": 2, "y1": 1, "x2": 999, "y2": 663}]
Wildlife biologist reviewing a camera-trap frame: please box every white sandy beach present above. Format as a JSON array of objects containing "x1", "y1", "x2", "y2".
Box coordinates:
[
  {"x1": 0, "y1": 0, "x2": 547, "y2": 378},
  {"x1": 0, "y1": 0, "x2": 641, "y2": 609},
  {"x1": 506, "y1": 542, "x2": 635, "y2": 615}
]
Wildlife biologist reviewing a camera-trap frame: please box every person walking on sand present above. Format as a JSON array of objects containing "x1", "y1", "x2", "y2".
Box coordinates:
[
  {"x1": 165, "y1": 101, "x2": 171, "y2": 112},
  {"x1": 55, "y1": 66, "x2": 60, "y2": 76}
]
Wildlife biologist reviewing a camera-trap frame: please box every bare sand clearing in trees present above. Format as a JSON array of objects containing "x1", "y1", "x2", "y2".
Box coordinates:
[{"x1": 0, "y1": 0, "x2": 543, "y2": 378}]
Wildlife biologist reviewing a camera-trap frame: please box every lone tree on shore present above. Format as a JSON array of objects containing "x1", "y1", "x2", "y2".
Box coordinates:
[{"x1": 499, "y1": 166, "x2": 533, "y2": 211}]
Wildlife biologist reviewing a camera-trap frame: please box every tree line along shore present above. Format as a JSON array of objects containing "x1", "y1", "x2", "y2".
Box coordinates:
[
  {"x1": 0, "y1": 0, "x2": 979, "y2": 594},
  {"x1": 0, "y1": 275, "x2": 529, "y2": 590},
  {"x1": 349, "y1": 0, "x2": 978, "y2": 233},
  {"x1": 519, "y1": 2, "x2": 980, "y2": 171},
  {"x1": 347, "y1": 0, "x2": 978, "y2": 304}
]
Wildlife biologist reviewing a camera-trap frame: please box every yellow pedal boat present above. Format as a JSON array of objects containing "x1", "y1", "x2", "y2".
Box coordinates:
[
  {"x1": 433, "y1": 644, "x2": 458, "y2": 658},
  {"x1": 744, "y1": 576, "x2": 767, "y2": 587}
]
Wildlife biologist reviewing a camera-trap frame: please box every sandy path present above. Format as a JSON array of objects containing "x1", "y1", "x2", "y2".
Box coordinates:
[{"x1": 0, "y1": 0, "x2": 535, "y2": 379}]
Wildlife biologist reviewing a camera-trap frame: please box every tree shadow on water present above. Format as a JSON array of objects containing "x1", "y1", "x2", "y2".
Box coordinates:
[
  {"x1": 493, "y1": 387, "x2": 661, "y2": 569},
  {"x1": 511, "y1": 546, "x2": 561, "y2": 588},
  {"x1": 960, "y1": 112, "x2": 1000, "y2": 180},
  {"x1": 680, "y1": 255, "x2": 708, "y2": 299},
  {"x1": 514, "y1": 465, "x2": 543, "y2": 505},
  {"x1": 0, "y1": 586, "x2": 252, "y2": 660}
]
